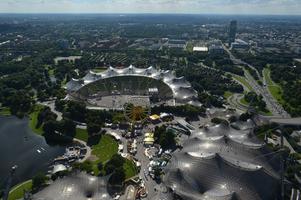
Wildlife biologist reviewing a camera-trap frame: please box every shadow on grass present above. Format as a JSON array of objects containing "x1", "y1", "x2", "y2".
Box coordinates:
[{"x1": 87, "y1": 134, "x2": 102, "y2": 146}]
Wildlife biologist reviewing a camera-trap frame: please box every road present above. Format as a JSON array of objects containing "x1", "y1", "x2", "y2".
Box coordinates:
[
  {"x1": 227, "y1": 93, "x2": 248, "y2": 112},
  {"x1": 223, "y1": 44, "x2": 290, "y2": 118},
  {"x1": 107, "y1": 127, "x2": 161, "y2": 200},
  {"x1": 38, "y1": 100, "x2": 63, "y2": 121},
  {"x1": 134, "y1": 135, "x2": 159, "y2": 200}
]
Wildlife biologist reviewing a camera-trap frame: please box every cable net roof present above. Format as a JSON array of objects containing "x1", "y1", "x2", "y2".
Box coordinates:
[
  {"x1": 66, "y1": 65, "x2": 201, "y2": 105},
  {"x1": 33, "y1": 172, "x2": 112, "y2": 200},
  {"x1": 163, "y1": 121, "x2": 281, "y2": 200}
]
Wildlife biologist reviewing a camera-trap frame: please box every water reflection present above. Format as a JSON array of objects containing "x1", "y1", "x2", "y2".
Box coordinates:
[{"x1": 0, "y1": 116, "x2": 65, "y2": 187}]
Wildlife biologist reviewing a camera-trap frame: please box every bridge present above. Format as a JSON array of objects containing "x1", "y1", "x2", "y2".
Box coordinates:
[{"x1": 259, "y1": 116, "x2": 301, "y2": 126}]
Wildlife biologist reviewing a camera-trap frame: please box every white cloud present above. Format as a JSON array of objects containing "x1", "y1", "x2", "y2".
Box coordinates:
[{"x1": 0, "y1": 0, "x2": 300, "y2": 15}]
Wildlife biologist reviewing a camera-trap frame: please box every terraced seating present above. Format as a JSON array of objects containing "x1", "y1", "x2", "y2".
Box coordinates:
[{"x1": 77, "y1": 75, "x2": 174, "y2": 100}]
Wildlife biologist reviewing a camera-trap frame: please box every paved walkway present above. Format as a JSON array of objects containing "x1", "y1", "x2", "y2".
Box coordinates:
[
  {"x1": 38, "y1": 100, "x2": 63, "y2": 121},
  {"x1": 73, "y1": 138, "x2": 92, "y2": 163}
]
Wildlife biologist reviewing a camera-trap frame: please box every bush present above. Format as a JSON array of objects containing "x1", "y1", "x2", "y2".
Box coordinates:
[
  {"x1": 104, "y1": 154, "x2": 125, "y2": 175},
  {"x1": 72, "y1": 161, "x2": 93, "y2": 173},
  {"x1": 239, "y1": 112, "x2": 252, "y2": 121},
  {"x1": 211, "y1": 117, "x2": 229, "y2": 126},
  {"x1": 154, "y1": 126, "x2": 176, "y2": 150},
  {"x1": 104, "y1": 154, "x2": 127, "y2": 185},
  {"x1": 109, "y1": 167, "x2": 125, "y2": 185},
  {"x1": 228, "y1": 115, "x2": 238, "y2": 123},
  {"x1": 87, "y1": 123, "x2": 101, "y2": 136},
  {"x1": 32, "y1": 172, "x2": 48, "y2": 190}
]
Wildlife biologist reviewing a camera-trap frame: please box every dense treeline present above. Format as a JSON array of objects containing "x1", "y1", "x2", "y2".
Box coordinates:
[
  {"x1": 270, "y1": 62, "x2": 301, "y2": 116},
  {"x1": 218, "y1": 65, "x2": 244, "y2": 76},
  {"x1": 176, "y1": 66, "x2": 243, "y2": 96},
  {"x1": 244, "y1": 92, "x2": 268, "y2": 113},
  {"x1": 232, "y1": 50, "x2": 295, "y2": 71},
  {"x1": 154, "y1": 125, "x2": 176, "y2": 150},
  {"x1": 231, "y1": 50, "x2": 301, "y2": 116},
  {"x1": 0, "y1": 51, "x2": 68, "y2": 116},
  {"x1": 245, "y1": 67, "x2": 260, "y2": 80}
]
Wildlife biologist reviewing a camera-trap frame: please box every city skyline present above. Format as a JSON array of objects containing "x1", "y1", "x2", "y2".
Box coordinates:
[{"x1": 0, "y1": 0, "x2": 301, "y2": 15}]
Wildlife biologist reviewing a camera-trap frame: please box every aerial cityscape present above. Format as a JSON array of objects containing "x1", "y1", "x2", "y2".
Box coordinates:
[{"x1": 0, "y1": 1, "x2": 301, "y2": 200}]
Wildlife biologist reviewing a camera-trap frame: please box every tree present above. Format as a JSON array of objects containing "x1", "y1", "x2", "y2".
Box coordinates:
[
  {"x1": 159, "y1": 130, "x2": 176, "y2": 150},
  {"x1": 87, "y1": 123, "x2": 101, "y2": 136},
  {"x1": 154, "y1": 126, "x2": 176, "y2": 150},
  {"x1": 37, "y1": 107, "x2": 57, "y2": 128},
  {"x1": 55, "y1": 99, "x2": 66, "y2": 112},
  {"x1": 32, "y1": 172, "x2": 48, "y2": 189},
  {"x1": 43, "y1": 120, "x2": 58, "y2": 134},
  {"x1": 239, "y1": 113, "x2": 252, "y2": 121},
  {"x1": 97, "y1": 162, "x2": 103, "y2": 171},
  {"x1": 104, "y1": 154, "x2": 125, "y2": 175},
  {"x1": 60, "y1": 118, "x2": 76, "y2": 137},
  {"x1": 72, "y1": 161, "x2": 93, "y2": 173},
  {"x1": 211, "y1": 118, "x2": 229, "y2": 126},
  {"x1": 153, "y1": 166, "x2": 161, "y2": 180},
  {"x1": 64, "y1": 101, "x2": 87, "y2": 122},
  {"x1": 228, "y1": 115, "x2": 238, "y2": 123},
  {"x1": 109, "y1": 167, "x2": 125, "y2": 185}
]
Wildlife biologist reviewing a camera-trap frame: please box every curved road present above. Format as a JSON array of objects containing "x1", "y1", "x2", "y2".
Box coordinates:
[
  {"x1": 223, "y1": 44, "x2": 290, "y2": 118},
  {"x1": 227, "y1": 93, "x2": 248, "y2": 112}
]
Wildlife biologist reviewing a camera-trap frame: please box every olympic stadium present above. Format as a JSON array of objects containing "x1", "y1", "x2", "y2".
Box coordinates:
[
  {"x1": 65, "y1": 65, "x2": 201, "y2": 109},
  {"x1": 163, "y1": 120, "x2": 281, "y2": 200}
]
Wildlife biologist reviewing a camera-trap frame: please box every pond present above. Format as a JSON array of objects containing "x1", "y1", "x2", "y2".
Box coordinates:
[{"x1": 0, "y1": 116, "x2": 65, "y2": 187}]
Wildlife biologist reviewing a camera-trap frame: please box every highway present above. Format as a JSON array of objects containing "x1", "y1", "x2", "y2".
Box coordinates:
[
  {"x1": 223, "y1": 44, "x2": 290, "y2": 118},
  {"x1": 227, "y1": 93, "x2": 248, "y2": 112},
  {"x1": 261, "y1": 116, "x2": 301, "y2": 126}
]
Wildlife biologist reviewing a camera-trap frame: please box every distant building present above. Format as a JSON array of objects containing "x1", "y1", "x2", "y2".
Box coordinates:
[
  {"x1": 229, "y1": 20, "x2": 237, "y2": 45},
  {"x1": 167, "y1": 39, "x2": 187, "y2": 49},
  {"x1": 209, "y1": 44, "x2": 224, "y2": 55},
  {"x1": 208, "y1": 40, "x2": 224, "y2": 55},
  {"x1": 193, "y1": 46, "x2": 208, "y2": 52},
  {"x1": 231, "y1": 39, "x2": 249, "y2": 49}
]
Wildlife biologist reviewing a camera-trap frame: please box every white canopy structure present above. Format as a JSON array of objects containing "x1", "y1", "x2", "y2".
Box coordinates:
[
  {"x1": 163, "y1": 121, "x2": 281, "y2": 200},
  {"x1": 66, "y1": 65, "x2": 201, "y2": 107}
]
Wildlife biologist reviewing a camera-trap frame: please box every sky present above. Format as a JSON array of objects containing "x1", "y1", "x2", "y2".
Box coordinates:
[{"x1": 0, "y1": 0, "x2": 300, "y2": 15}]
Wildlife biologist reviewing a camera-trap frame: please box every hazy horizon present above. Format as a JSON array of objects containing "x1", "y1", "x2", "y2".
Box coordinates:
[{"x1": 0, "y1": 0, "x2": 300, "y2": 16}]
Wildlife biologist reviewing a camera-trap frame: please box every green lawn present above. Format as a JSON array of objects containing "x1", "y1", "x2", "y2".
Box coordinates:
[
  {"x1": 233, "y1": 75, "x2": 253, "y2": 92},
  {"x1": 28, "y1": 105, "x2": 45, "y2": 135},
  {"x1": 123, "y1": 159, "x2": 138, "y2": 179},
  {"x1": 8, "y1": 180, "x2": 32, "y2": 200},
  {"x1": 263, "y1": 67, "x2": 285, "y2": 106},
  {"x1": 240, "y1": 97, "x2": 249, "y2": 106},
  {"x1": 92, "y1": 67, "x2": 107, "y2": 73},
  {"x1": 240, "y1": 96, "x2": 272, "y2": 116},
  {"x1": 259, "y1": 110, "x2": 273, "y2": 116},
  {"x1": 0, "y1": 107, "x2": 11, "y2": 116},
  {"x1": 91, "y1": 135, "x2": 118, "y2": 175},
  {"x1": 223, "y1": 91, "x2": 233, "y2": 99},
  {"x1": 268, "y1": 85, "x2": 284, "y2": 104},
  {"x1": 75, "y1": 128, "x2": 89, "y2": 142},
  {"x1": 61, "y1": 74, "x2": 68, "y2": 87},
  {"x1": 263, "y1": 68, "x2": 274, "y2": 86},
  {"x1": 48, "y1": 69, "x2": 54, "y2": 76},
  {"x1": 92, "y1": 135, "x2": 118, "y2": 163}
]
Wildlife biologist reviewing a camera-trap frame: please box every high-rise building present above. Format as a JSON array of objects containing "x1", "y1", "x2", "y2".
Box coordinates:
[{"x1": 229, "y1": 20, "x2": 237, "y2": 45}]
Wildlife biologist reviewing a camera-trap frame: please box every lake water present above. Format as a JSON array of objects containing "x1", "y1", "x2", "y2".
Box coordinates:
[{"x1": 0, "y1": 116, "x2": 65, "y2": 187}]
